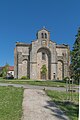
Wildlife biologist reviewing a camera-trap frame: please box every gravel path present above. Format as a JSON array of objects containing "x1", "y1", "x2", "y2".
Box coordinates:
[{"x1": 22, "y1": 89, "x2": 69, "y2": 120}]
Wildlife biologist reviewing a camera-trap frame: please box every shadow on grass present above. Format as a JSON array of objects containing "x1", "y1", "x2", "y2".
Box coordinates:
[{"x1": 44, "y1": 100, "x2": 79, "y2": 120}]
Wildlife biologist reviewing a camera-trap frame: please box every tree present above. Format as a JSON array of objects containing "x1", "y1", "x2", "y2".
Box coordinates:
[
  {"x1": 41, "y1": 65, "x2": 47, "y2": 79},
  {"x1": 2, "y1": 64, "x2": 9, "y2": 78},
  {"x1": 71, "y1": 27, "x2": 80, "y2": 83},
  {"x1": 41, "y1": 65, "x2": 47, "y2": 75}
]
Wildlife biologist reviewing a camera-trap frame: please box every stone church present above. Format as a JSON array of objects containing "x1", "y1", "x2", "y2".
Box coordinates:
[{"x1": 14, "y1": 28, "x2": 70, "y2": 80}]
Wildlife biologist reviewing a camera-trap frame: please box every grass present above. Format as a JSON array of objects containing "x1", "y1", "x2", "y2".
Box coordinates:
[
  {"x1": 46, "y1": 90, "x2": 79, "y2": 120},
  {"x1": 0, "y1": 80, "x2": 66, "y2": 87},
  {"x1": 0, "y1": 80, "x2": 79, "y2": 120},
  {"x1": 0, "y1": 86, "x2": 24, "y2": 120},
  {"x1": 0, "y1": 78, "x2": 78, "y2": 89},
  {"x1": 0, "y1": 78, "x2": 76, "y2": 87}
]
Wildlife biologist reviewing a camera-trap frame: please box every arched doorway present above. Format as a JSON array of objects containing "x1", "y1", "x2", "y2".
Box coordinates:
[
  {"x1": 57, "y1": 60, "x2": 64, "y2": 80},
  {"x1": 37, "y1": 47, "x2": 51, "y2": 80},
  {"x1": 22, "y1": 59, "x2": 27, "y2": 77}
]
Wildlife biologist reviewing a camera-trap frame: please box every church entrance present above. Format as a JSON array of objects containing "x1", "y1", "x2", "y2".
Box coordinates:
[
  {"x1": 41, "y1": 73, "x2": 46, "y2": 80},
  {"x1": 40, "y1": 64, "x2": 47, "y2": 80},
  {"x1": 37, "y1": 47, "x2": 51, "y2": 80}
]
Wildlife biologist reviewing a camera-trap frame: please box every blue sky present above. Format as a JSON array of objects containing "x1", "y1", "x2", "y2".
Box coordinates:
[{"x1": 0, "y1": 0, "x2": 80, "y2": 66}]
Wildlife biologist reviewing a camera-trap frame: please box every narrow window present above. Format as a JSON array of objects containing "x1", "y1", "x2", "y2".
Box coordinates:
[
  {"x1": 41, "y1": 33, "x2": 44, "y2": 38},
  {"x1": 45, "y1": 33, "x2": 47, "y2": 38},
  {"x1": 42, "y1": 52, "x2": 46, "y2": 60},
  {"x1": 53, "y1": 73, "x2": 55, "y2": 79}
]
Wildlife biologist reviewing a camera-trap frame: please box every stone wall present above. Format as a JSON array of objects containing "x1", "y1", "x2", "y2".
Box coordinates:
[
  {"x1": 56, "y1": 45, "x2": 70, "y2": 79},
  {"x1": 14, "y1": 42, "x2": 30, "y2": 79},
  {"x1": 14, "y1": 28, "x2": 70, "y2": 80}
]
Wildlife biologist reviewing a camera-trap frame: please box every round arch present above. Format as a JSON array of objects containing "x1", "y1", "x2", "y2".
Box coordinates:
[
  {"x1": 22, "y1": 59, "x2": 28, "y2": 77},
  {"x1": 57, "y1": 60, "x2": 64, "y2": 80},
  {"x1": 37, "y1": 47, "x2": 51, "y2": 80},
  {"x1": 37, "y1": 47, "x2": 51, "y2": 54}
]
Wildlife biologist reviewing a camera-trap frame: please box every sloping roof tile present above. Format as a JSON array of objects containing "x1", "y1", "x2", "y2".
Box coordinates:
[{"x1": 8, "y1": 66, "x2": 14, "y2": 71}]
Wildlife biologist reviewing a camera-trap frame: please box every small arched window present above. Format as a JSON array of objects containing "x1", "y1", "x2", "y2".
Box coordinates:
[
  {"x1": 45, "y1": 33, "x2": 47, "y2": 38},
  {"x1": 41, "y1": 33, "x2": 44, "y2": 38},
  {"x1": 42, "y1": 52, "x2": 46, "y2": 60}
]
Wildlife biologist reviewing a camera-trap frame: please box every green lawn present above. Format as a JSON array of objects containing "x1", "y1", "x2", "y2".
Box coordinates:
[
  {"x1": 0, "y1": 86, "x2": 23, "y2": 120},
  {"x1": 0, "y1": 78, "x2": 75, "y2": 87},
  {"x1": 0, "y1": 79, "x2": 78, "y2": 89},
  {"x1": 46, "y1": 90, "x2": 79, "y2": 120}
]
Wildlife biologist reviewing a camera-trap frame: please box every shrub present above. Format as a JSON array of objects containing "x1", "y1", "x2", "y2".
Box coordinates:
[
  {"x1": 0, "y1": 73, "x2": 2, "y2": 77},
  {"x1": 21, "y1": 76, "x2": 29, "y2": 80},
  {"x1": 63, "y1": 77, "x2": 69, "y2": 82}
]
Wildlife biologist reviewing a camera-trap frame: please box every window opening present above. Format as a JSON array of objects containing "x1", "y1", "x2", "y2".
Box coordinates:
[
  {"x1": 42, "y1": 52, "x2": 46, "y2": 60},
  {"x1": 45, "y1": 33, "x2": 47, "y2": 38},
  {"x1": 41, "y1": 33, "x2": 44, "y2": 38}
]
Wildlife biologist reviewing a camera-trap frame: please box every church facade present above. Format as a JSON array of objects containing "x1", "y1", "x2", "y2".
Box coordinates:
[{"x1": 14, "y1": 28, "x2": 70, "y2": 80}]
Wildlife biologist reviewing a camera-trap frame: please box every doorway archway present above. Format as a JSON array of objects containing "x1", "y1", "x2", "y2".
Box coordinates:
[
  {"x1": 37, "y1": 47, "x2": 51, "y2": 80},
  {"x1": 57, "y1": 60, "x2": 64, "y2": 80}
]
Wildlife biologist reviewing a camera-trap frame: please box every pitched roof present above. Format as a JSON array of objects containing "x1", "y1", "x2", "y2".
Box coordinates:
[
  {"x1": 56, "y1": 44, "x2": 69, "y2": 48},
  {"x1": 16, "y1": 42, "x2": 31, "y2": 46},
  {"x1": 37, "y1": 27, "x2": 50, "y2": 33},
  {"x1": 8, "y1": 66, "x2": 14, "y2": 71}
]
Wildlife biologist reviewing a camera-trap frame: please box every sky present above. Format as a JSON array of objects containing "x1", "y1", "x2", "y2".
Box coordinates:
[{"x1": 0, "y1": 0, "x2": 80, "y2": 66}]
